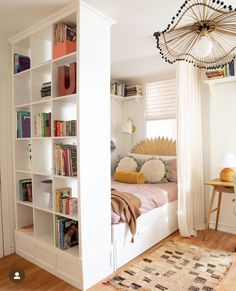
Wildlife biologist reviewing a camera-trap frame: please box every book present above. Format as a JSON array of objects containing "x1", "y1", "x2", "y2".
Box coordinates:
[
  {"x1": 66, "y1": 198, "x2": 78, "y2": 216},
  {"x1": 55, "y1": 217, "x2": 78, "y2": 250},
  {"x1": 33, "y1": 112, "x2": 51, "y2": 137},
  {"x1": 19, "y1": 179, "x2": 32, "y2": 202},
  {"x1": 54, "y1": 144, "x2": 77, "y2": 177},
  {"x1": 14, "y1": 54, "x2": 31, "y2": 74},
  {"x1": 54, "y1": 120, "x2": 77, "y2": 136},
  {"x1": 206, "y1": 60, "x2": 235, "y2": 79},
  {"x1": 17, "y1": 111, "x2": 31, "y2": 138}
]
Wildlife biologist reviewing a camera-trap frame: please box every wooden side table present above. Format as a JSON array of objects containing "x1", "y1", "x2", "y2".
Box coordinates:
[{"x1": 203, "y1": 178, "x2": 234, "y2": 241}]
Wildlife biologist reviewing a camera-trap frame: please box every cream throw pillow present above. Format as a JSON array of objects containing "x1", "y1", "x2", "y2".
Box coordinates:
[
  {"x1": 140, "y1": 159, "x2": 166, "y2": 183},
  {"x1": 116, "y1": 157, "x2": 138, "y2": 173},
  {"x1": 128, "y1": 152, "x2": 159, "y2": 167}
]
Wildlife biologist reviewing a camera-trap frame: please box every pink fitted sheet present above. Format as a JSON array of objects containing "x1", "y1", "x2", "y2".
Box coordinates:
[{"x1": 111, "y1": 178, "x2": 178, "y2": 224}]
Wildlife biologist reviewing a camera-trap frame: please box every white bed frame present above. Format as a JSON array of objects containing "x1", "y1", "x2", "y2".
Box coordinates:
[{"x1": 111, "y1": 137, "x2": 178, "y2": 270}]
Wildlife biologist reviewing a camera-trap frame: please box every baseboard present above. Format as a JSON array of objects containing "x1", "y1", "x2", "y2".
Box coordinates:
[
  {"x1": 209, "y1": 221, "x2": 236, "y2": 235},
  {"x1": 11, "y1": 244, "x2": 16, "y2": 254}
]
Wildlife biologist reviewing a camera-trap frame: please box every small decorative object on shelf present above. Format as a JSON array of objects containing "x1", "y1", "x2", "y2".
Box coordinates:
[
  {"x1": 54, "y1": 120, "x2": 77, "y2": 137},
  {"x1": 40, "y1": 179, "x2": 53, "y2": 208},
  {"x1": 41, "y1": 81, "x2": 51, "y2": 97},
  {"x1": 19, "y1": 179, "x2": 32, "y2": 202},
  {"x1": 58, "y1": 62, "x2": 76, "y2": 96},
  {"x1": 17, "y1": 111, "x2": 31, "y2": 138},
  {"x1": 53, "y1": 22, "x2": 76, "y2": 59},
  {"x1": 14, "y1": 53, "x2": 30, "y2": 74},
  {"x1": 33, "y1": 112, "x2": 51, "y2": 137},
  {"x1": 54, "y1": 144, "x2": 77, "y2": 176},
  {"x1": 206, "y1": 60, "x2": 235, "y2": 79},
  {"x1": 55, "y1": 217, "x2": 78, "y2": 250}
]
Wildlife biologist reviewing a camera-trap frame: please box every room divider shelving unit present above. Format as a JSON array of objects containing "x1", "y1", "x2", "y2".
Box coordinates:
[{"x1": 11, "y1": 2, "x2": 114, "y2": 290}]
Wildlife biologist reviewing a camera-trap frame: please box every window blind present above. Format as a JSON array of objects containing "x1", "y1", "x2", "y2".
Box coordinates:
[{"x1": 146, "y1": 79, "x2": 176, "y2": 120}]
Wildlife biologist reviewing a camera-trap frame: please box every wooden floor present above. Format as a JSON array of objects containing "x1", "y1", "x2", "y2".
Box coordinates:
[{"x1": 0, "y1": 230, "x2": 235, "y2": 291}]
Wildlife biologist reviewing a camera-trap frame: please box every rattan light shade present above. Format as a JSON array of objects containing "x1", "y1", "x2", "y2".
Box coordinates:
[{"x1": 153, "y1": 0, "x2": 236, "y2": 69}]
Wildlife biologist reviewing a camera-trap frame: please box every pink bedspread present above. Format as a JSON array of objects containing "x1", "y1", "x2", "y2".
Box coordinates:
[{"x1": 111, "y1": 179, "x2": 178, "y2": 224}]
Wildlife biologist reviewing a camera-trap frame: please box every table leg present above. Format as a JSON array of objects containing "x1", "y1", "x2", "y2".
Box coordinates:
[
  {"x1": 215, "y1": 192, "x2": 222, "y2": 231},
  {"x1": 203, "y1": 187, "x2": 216, "y2": 241}
]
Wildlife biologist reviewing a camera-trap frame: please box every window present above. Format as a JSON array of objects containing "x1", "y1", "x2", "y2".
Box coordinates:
[{"x1": 146, "y1": 79, "x2": 176, "y2": 139}]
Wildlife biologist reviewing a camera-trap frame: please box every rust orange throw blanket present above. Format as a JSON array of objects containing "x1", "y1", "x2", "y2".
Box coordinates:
[{"x1": 111, "y1": 189, "x2": 141, "y2": 242}]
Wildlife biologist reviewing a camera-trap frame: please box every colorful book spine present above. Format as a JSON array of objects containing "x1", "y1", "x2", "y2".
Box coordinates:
[
  {"x1": 17, "y1": 111, "x2": 31, "y2": 138},
  {"x1": 33, "y1": 112, "x2": 51, "y2": 137},
  {"x1": 54, "y1": 120, "x2": 77, "y2": 136},
  {"x1": 54, "y1": 144, "x2": 77, "y2": 177}
]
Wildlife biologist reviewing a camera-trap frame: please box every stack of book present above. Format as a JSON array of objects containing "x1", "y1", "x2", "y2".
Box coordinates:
[
  {"x1": 14, "y1": 54, "x2": 31, "y2": 74},
  {"x1": 41, "y1": 82, "x2": 51, "y2": 97},
  {"x1": 54, "y1": 120, "x2": 77, "y2": 136},
  {"x1": 206, "y1": 60, "x2": 235, "y2": 79},
  {"x1": 55, "y1": 217, "x2": 78, "y2": 250},
  {"x1": 17, "y1": 111, "x2": 31, "y2": 138},
  {"x1": 33, "y1": 112, "x2": 51, "y2": 137},
  {"x1": 111, "y1": 83, "x2": 125, "y2": 96},
  {"x1": 19, "y1": 179, "x2": 32, "y2": 202},
  {"x1": 54, "y1": 144, "x2": 77, "y2": 176},
  {"x1": 55, "y1": 187, "x2": 78, "y2": 216},
  {"x1": 125, "y1": 85, "x2": 142, "y2": 96}
]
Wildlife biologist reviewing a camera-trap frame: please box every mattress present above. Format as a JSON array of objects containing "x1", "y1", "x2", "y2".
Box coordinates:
[{"x1": 111, "y1": 179, "x2": 178, "y2": 224}]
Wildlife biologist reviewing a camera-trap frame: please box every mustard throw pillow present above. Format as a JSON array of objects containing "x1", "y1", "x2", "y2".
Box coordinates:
[{"x1": 114, "y1": 171, "x2": 145, "y2": 184}]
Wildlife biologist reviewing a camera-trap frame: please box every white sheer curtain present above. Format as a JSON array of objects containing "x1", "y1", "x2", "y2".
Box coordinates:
[{"x1": 177, "y1": 62, "x2": 205, "y2": 237}]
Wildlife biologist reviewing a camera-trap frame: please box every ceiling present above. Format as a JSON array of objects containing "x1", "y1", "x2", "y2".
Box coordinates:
[
  {"x1": 4, "y1": 0, "x2": 233, "y2": 82},
  {"x1": 84, "y1": 0, "x2": 184, "y2": 81},
  {"x1": 0, "y1": 0, "x2": 74, "y2": 38}
]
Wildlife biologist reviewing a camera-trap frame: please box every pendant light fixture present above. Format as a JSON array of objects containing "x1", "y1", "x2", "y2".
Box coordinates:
[{"x1": 153, "y1": 0, "x2": 236, "y2": 69}]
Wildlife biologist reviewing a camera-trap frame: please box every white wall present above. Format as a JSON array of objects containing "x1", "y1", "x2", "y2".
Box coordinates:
[
  {"x1": 110, "y1": 85, "x2": 146, "y2": 172},
  {"x1": 203, "y1": 80, "x2": 236, "y2": 234},
  {"x1": 111, "y1": 71, "x2": 176, "y2": 162},
  {"x1": 0, "y1": 38, "x2": 15, "y2": 255}
]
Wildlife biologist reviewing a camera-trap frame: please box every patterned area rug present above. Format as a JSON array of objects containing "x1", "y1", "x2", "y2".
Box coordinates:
[{"x1": 109, "y1": 241, "x2": 233, "y2": 291}]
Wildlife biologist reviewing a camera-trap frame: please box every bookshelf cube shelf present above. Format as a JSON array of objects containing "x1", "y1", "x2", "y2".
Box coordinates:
[
  {"x1": 30, "y1": 26, "x2": 52, "y2": 68},
  {"x1": 33, "y1": 174, "x2": 53, "y2": 212},
  {"x1": 17, "y1": 204, "x2": 34, "y2": 238},
  {"x1": 34, "y1": 209, "x2": 54, "y2": 246},
  {"x1": 16, "y1": 172, "x2": 33, "y2": 203},
  {"x1": 31, "y1": 102, "x2": 51, "y2": 138},
  {"x1": 55, "y1": 215, "x2": 78, "y2": 252},
  {"x1": 31, "y1": 63, "x2": 52, "y2": 102},
  {"x1": 14, "y1": 71, "x2": 30, "y2": 106},
  {"x1": 12, "y1": 3, "x2": 112, "y2": 290},
  {"x1": 52, "y1": 54, "x2": 77, "y2": 98},
  {"x1": 52, "y1": 12, "x2": 77, "y2": 60},
  {"x1": 53, "y1": 97, "x2": 77, "y2": 137},
  {"x1": 15, "y1": 140, "x2": 32, "y2": 172},
  {"x1": 32, "y1": 139, "x2": 52, "y2": 174}
]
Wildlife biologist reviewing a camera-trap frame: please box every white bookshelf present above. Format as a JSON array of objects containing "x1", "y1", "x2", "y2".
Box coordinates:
[
  {"x1": 11, "y1": 2, "x2": 114, "y2": 290},
  {"x1": 204, "y1": 75, "x2": 236, "y2": 85},
  {"x1": 13, "y1": 8, "x2": 79, "y2": 250}
]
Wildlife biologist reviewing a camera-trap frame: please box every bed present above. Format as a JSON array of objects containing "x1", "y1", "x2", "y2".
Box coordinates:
[{"x1": 111, "y1": 137, "x2": 178, "y2": 270}]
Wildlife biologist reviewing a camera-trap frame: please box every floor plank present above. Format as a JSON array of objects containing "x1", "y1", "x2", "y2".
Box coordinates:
[{"x1": 0, "y1": 230, "x2": 235, "y2": 290}]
